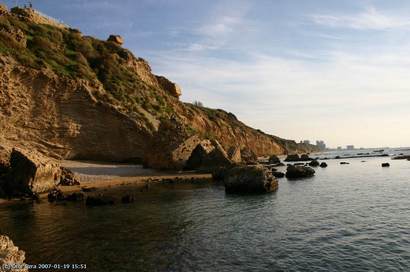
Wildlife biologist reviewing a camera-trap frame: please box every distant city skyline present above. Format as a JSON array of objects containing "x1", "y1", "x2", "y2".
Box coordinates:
[{"x1": 5, "y1": 0, "x2": 410, "y2": 147}]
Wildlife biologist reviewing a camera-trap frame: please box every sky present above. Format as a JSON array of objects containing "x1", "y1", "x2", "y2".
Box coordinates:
[{"x1": 3, "y1": 0, "x2": 410, "y2": 148}]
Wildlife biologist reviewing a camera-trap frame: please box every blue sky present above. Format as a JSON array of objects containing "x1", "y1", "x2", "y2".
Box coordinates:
[{"x1": 4, "y1": 0, "x2": 410, "y2": 148}]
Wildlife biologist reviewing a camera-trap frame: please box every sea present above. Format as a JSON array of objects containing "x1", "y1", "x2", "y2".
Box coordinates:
[{"x1": 1, "y1": 148, "x2": 410, "y2": 272}]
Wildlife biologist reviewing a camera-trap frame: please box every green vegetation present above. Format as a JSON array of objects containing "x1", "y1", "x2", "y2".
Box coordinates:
[{"x1": 0, "y1": 13, "x2": 175, "y2": 118}]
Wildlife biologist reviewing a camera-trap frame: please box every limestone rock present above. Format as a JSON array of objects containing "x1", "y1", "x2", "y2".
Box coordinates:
[
  {"x1": 284, "y1": 154, "x2": 300, "y2": 162},
  {"x1": 224, "y1": 165, "x2": 278, "y2": 194},
  {"x1": 241, "y1": 147, "x2": 258, "y2": 164},
  {"x1": 285, "y1": 165, "x2": 315, "y2": 179},
  {"x1": 107, "y1": 34, "x2": 123, "y2": 45},
  {"x1": 155, "y1": 76, "x2": 182, "y2": 98},
  {"x1": 268, "y1": 155, "x2": 280, "y2": 164},
  {"x1": 185, "y1": 139, "x2": 232, "y2": 171},
  {"x1": 227, "y1": 146, "x2": 241, "y2": 164},
  {"x1": 6, "y1": 149, "x2": 61, "y2": 196},
  {"x1": 0, "y1": 235, "x2": 28, "y2": 272}
]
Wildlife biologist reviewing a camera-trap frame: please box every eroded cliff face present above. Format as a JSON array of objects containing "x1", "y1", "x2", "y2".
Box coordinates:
[{"x1": 0, "y1": 6, "x2": 318, "y2": 168}]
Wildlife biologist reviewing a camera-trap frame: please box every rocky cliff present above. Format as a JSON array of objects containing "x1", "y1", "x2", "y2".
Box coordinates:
[{"x1": 0, "y1": 6, "x2": 318, "y2": 169}]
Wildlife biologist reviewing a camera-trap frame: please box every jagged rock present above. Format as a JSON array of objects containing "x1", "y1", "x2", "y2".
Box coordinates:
[
  {"x1": 59, "y1": 167, "x2": 80, "y2": 186},
  {"x1": 381, "y1": 163, "x2": 390, "y2": 167},
  {"x1": 224, "y1": 165, "x2": 278, "y2": 194},
  {"x1": 319, "y1": 162, "x2": 328, "y2": 168},
  {"x1": 185, "y1": 140, "x2": 232, "y2": 171},
  {"x1": 0, "y1": 235, "x2": 28, "y2": 272},
  {"x1": 227, "y1": 146, "x2": 241, "y2": 164},
  {"x1": 107, "y1": 34, "x2": 123, "y2": 45},
  {"x1": 5, "y1": 149, "x2": 61, "y2": 196},
  {"x1": 86, "y1": 195, "x2": 115, "y2": 206},
  {"x1": 144, "y1": 118, "x2": 201, "y2": 170},
  {"x1": 284, "y1": 154, "x2": 300, "y2": 162},
  {"x1": 286, "y1": 165, "x2": 315, "y2": 179},
  {"x1": 241, "y1": 147, "x2": 258, "y2": 164},
  {"x1": 268, "y1": 155, "x2": 280, "y2": 164},
  {"x1": 309, "y1": 160, "x2": 319, "y2": 167},
  {"x1": 155, "y1": 75, "x2": 182, "y2": 98}
]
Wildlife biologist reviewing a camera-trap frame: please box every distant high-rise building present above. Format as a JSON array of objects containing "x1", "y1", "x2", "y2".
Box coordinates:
[
  {"x1": 316, "y1": 140, "x2": 326, "y2": 150},
  {"x1": 346, "y1": 145, "x2": 354, "y2": 150}
]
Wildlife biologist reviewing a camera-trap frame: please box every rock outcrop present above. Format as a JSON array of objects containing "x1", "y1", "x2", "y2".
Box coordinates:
[
  {"x1": 224, "y1": 165, "x2": 278, "y2": 194},
  {"x1": 4, "y1": 149, "x2": 61, "y2": 196},
  {"x1": 227, "y1": 146, "x2": 242, "y2": 164},
  {"x1": 185, "y1": 140, "x2": 232, "y2": 171},
  {"x1": 285, "y1": 165, "x2": 315, "y2": 179},
  {"x1": 0, "y1": 235, "x2": 28, "y2": 272},
  {"x1": 107, "y1": 34, "x2": 123, "y2": 45},
  {"x1": 0, "y1": 8, "x2": 319, "y2": 170},
  {"x1": 268, "y1": 155, "x2": 280, "y2": 164}
]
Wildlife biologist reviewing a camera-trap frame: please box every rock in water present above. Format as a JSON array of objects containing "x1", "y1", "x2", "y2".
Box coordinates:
[
  {"x1": 6, "y1": 149, "x2": 61, "y2": 196},
  {"x1": 0, "y1": 235, "x2": 28, "y2": 272},
  {"x1": 309, "y1": 159, "x2": 319, "y2": 167},
  {"x1": 268, "y1": 155, "x2": 280, "y2": 164},
  {"x1": 285, "y1": 165, "x2": 315, "y2": 179},
  {"x1": 272, "y1": 171, "x2": 285, "y2": 178},
  {"x1": 319, "y1": 162, "x2": 328, "y2": 168},
  {"x1": 284, "y1": 154, "x2": 300, "y2": 162},
  {"x1": 340, "y1": 162, "x2": 350, "y2": 165},
  {"x1": 300, "y1": 154, "x2": 312, "y2": 161},
  {"x1": 224, "y1": 166, "x2": 278, "y2": 194},
  {"x1": 381, "y1": 163, "x2": 390, "y2": 167}
]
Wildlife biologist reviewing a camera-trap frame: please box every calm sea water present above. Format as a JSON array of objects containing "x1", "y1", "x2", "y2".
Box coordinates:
[{"x1": 1, "y1": 149, "x2": 410, "y2": 272}]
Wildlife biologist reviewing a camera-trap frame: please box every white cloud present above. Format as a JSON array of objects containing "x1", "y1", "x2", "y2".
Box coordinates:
[{"x1": 310, "y1": 7, "x2": 410, "y2": 30}]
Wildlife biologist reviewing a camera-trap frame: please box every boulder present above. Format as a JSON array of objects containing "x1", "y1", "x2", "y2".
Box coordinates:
[
  {"x1": 268, "y1": 155, "x2": 280, "y2": 164},
  {"x1": 5, "y1": 149, "x2": 61, "y2": 196},
  {"x1": 284, "y1": 154, "x2": 300, "y2": 162},
  {"x1": 309, "y1": 159, "x2": 319, "y2": 167},
  {"x1": 227, "y1": 146, "x2": 241, "y2": 164},
  {"x1": 59, "y1": 167, "x2": 80, "y2": 186},
  {"x1": 240, "y1": 147, "x2": 258, "y2": 164},
  {"x1": 224, "y1": 165, "x2": 278, "y2": 194},
  {"x1": 381, "y1": 163, "x2": 390, "y2": 167},
  {"x1": 300, "y1": 154, "x2": 312, "y2": 161},
  {"x1": 285, "y1": 165, "x2": 315, "y2": 179},
  {"x1": 319, "y1": 162, "x2": 328, "y2": 168},
  {"x1": 107, "y1": 34, "x2": 123, "y2": 45},
  {"x1": 155, "y1": 76, "x2": 182, "y2": 98},
  {"x1": 0, "y1": 235, "x2": 28, "y2": 272},
  {"x1": 185, "y1": 140, "x2": 232, "y2": 171}
]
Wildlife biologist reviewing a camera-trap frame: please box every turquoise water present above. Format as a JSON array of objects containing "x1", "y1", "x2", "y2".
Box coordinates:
[{"x1": 1, "y1": 155, "x2": 410, "y2": 271}]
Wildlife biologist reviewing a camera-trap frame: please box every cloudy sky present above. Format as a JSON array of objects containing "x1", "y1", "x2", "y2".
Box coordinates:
[{"x1": 5, "y1": 0, "x2": 410, "y2": 148}]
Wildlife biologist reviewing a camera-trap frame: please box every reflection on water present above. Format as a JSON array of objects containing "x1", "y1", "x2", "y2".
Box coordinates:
[{"x1": 2, "y1": 156, "x2": 410, "y2": 271}]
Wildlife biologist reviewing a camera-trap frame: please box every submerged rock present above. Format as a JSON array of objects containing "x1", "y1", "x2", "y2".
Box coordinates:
[
  {"x1": 0, "y1": 235, "x2": 28, "y2": 272},
  {"x1": 86, "y1": 195, "x2": 115, "y2": 206},
  {"x1": 285, "y1": 165, "x2": 315, "y2": 179},
  {"x1": 224, "y1": 165, "x2": 278, "y2": 194},
  {"x1": 340, "y1": 162, "x2": 350, "y2": 165},
  {"x1": 381, "y1": 163, "x2": 390, "y2": 167}
]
